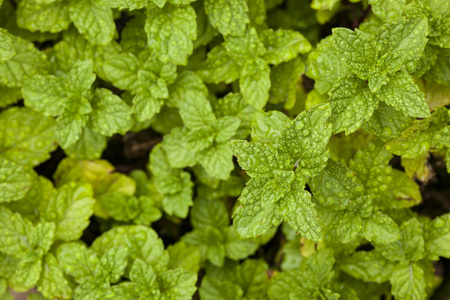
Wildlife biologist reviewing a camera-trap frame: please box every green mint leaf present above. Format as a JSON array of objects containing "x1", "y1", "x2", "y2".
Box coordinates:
[
  {"x1": 100, "y1": 282, "x2": 138, "y2": 299},
  {"x1": 233, "y1": 259, "x2": 269, "y2": 299},
  {"x1": 340, "y1": 251, "x2": 394, "y2": 283},
  {"x1": 0, "y1": 32, "x2": 49, "y2": 88},
  {"x1": 240, "y1": 58, "x2": 271, "y2": 109},
  {"x1": 232, "y1": 141, "x2": 289, "y2": 178},
  {"x1": 376, "y1": 218, "x2": 425, "y2": 262},
  {"x1": 363, "y1": 210, "x2": 401, "y2": 244},
  {"x1": 0, "y1": 159, "x2": 33, "y2": 203},
  {"x1": 307, "y1": 36, "x2": 350, "y2": 94},
  {"x1": 119, "y1": 13, "x2": 147, "y2": 54},
  {"x1": 183, "y1": 225, "x2": 226, "y2": 267},
  {"x1": 385, "y1": 108, "x2": 449, "y2": 158},
  {"x1": 368, "y1": 0, "x2": 406, "y2": 21},
  {"x1": 65, "y1": 60, "x2": 96, "y2": 96},
  {"x1": 362, "y1": 104, "x2": 414, "y2": 142},
  {"x1": 261, "y1": 28, "x2": 312, "y2": 65},
  {"x1": 224, "y1": 226, "x2": 259, "y2": 261},
  {"x1": 423, "y1": 214, "x2": 450, "y2": 260},
  {"x1": 130, "y1": 259, "x2": 156, "y2": 296},
  {"x1": 0, "y1": 87, "x2": 21, "y2": 109},
  {"x1": 178, "y1": 92, "x2": 216, "y2": 130},
  {"x1": 278, "y1": 179, "x2": 322, "y2": 241},
  {"x1": 161, "y1": 127, "x2": 197, "y2": 168},
  {"x1": 88, "y1": 88, "x2": 132, "y2": 136},
  {"x1": 437, "y1": 125, "x2": 450, "y2": 147},
  {"x1": 310, "y1": 160, "x2": 364, "y2": 209},
  {"x1": 373, "y1": 17, "x2": 428, "y2": 77},
  {"x1": 376, "y1": 70, "x2": 430, "y2": 118},
  {"x1": 191, "y1": 197, "x2": 229, "y2": 230},
  {"x1": 40, "y1": 182, "x2": 94, "y2": 241},
  {"x1": 145, "y1": 4, "x2": 197, "y2": 65},
  {"x1": 91, "y1": 225, "x2": 168, "y2": 274},
  {"x1": 424, "y1": 47, "x2": 450, "y2": 86},
  {"x1": 132, "y1": 92, "x2": 163, "y2": 122},
  {"x1": 269, "y1": 57, "x2": 304, "y2": 108},
  {"x1": 413, "y1": 44, "x2": 438, "y2": 77},
  {"x1": 224, "y1": 27, "x2": 265, "y2": 63},
  {"x1": 199, "y1": 276, "x2": 243, "y2": 300},
  {"x1": 157, "y1": 268, "x2": 197, "y2": 300},
  {"x1": 68, "y1": 0, "x2": 115, "y2": 45},
  {"x1": 96, "y1": 246, "x2": 128, "y2": 283},
  {"x1": 198, "y1": 142, "x2": 235, "y2": 180},
  {"x1": 390, "y1": 262, "x2": 426, "y2": 300},
  {"x1": 103, "y1": 0, "x2": 157, "y2": 10},
  {"x1": 56, "y1": 109, "x2": 89, "y2": 149},
  {"x1": 196, "y1": 45, "x2": 241, "y2": 84},
  {"x1": 335, "y1": 196, "x2": 371, "y2": 243},
  {"x1": 204, "y1": 0, "x2": 249, "y2": 36},
  {"x1": 133, "y1": 196, "x2": 162, "y2": 225},
  {"x1": 214, "y1": 116, "x2": 241, "y2": 143},
  {"x1": 167, "y1": 241, "x2": 201, "y2": 273},
  {"x1": 100, "y1": 194, "x2": 140, "y2": 222},
  {"x1": 65, "y1": 127, "x2": 107, "y2": 159},
  {"x1": 37, "y1": 253, "x2": 72, "y2": 300},
  {"x1": 350, "y1": 141, "x2": 422, "y2": 209},
  {"x1": 0, "y1": 107, "x2": 57, "y2": 166},
  {"x1": 17, "y1": 0, "x2": 70, "y2": 33},
  {"x1": 22, "y1": 74, "x2": 66, "y2": 116},
  {"x1": 3, "y1": 173, "x2": 54, "y2": 223},
  {"x1": 401, "y1": 154, "x2": 432, "y2": 182},
  {"x1": 332, "y1": 28, "x2": 375, "y2": 79},
  {"x1": 13, "y1": 254, "x2": 42, "y2": 291},
  {"x1": 192, "y1": 0, "x2": 218, "y2": 48},
  {"x1": 0, "y1": 206, "x2": 34, "y2": 257},
  {"x1": 311, "y1": 0, "x2": 340, "y2": 10},
  {"x1": 268, "y1": 248, "x2": 336, "y2": 299},
  {"x1": 328, "y1": 75, "x2": 378, "y2": 134},
  {"x1": 200, "y1": 259, "x2": 269, "y2": 300},
  {"x1": 150, "y1": 145, "x2": 193, "y2": 218},
  {"x1": 102, "y1": 53, "x2": 140, "y2": 91},
  {"x1": 0, "y1": 29, "x2": 16, "y2": 63},
  {"x1": 212, "y1": 92, "x2": 256, "y2": 139},
  {"x1": 168, "y1": 71, "x2": 208, "y2": 108},
  {"x1": 232, "y1": 178, "x2": 283, "y2": 238},
  {"x1": 56, "y1": 242, "x2": 97, "y2": 282},
  {"x1": 251, "y1": 110, "x2": 291, "y2": 144},
  {"x1": 278, "y1": 103, "x2": 332, "y2": 178}
]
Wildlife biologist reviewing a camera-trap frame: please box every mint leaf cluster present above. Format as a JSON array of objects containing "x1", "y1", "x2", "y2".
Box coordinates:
[{"x1": 1, "y1": 0, "x2": 450, "y2": 299}]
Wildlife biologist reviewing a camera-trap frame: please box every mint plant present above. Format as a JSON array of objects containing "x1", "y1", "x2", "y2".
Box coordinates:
[{"x1": 1, "y1": 0, "x2": 450, "y2": 299}]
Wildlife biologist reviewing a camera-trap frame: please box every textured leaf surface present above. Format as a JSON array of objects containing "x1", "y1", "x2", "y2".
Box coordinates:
[
  {"x1": 41, "y1": 182, "x2": 94, "y2": 241},
  {"x1": 328, "y1": 76, "x2": 378, "y2": 134},
  {"x1": 204, "y1": 0, "x2": 249, "y2": 36},
  {"x1": 376, "y1": 71, "x2": 430, "y2": 118},
  {"x1": 278, "y1": 103, "x2": 332, "y2": 178},
  {"x1": 0, "y1": 160, "x2": 33, "y2": 203},
  {"x1": 89, "y1": 88, "x2": 132, "y2": 136},
  {"x1": 391, "y1": 263, "x2": 426, "y2": 300},
  {"x1": 0, "y1": 29, "x2": 16, "y2": 63},
  {"x1": 0, "y1": 107, "x2": 57, "y2": 166},
  {"x1": 17, "y1": 0, "x2": 70, "y2": 33},
  {"x1": 332, "y1": 28, "x2": 375, "y2": 79},
  {"x1": 374, "y1": 17, "x2": 429, "y2": 76},
  {"x1": 91, "y1": 225, "x2": 167, "y2": 273},
  {"x1": 145, "y1": 4, "x2": 197, "y2": 65},
  {"x1": 240, "y1": 58, "x2": 271, "y2": 109},
  {"x1": 69, "y1": 0, "x2": 115, "y2": 45},
  {"x1": 261, "y1": 28, "x2": 312, "y2": 65}
]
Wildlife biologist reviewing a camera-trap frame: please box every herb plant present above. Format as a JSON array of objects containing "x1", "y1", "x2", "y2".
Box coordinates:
[{"x1": 1, "y1": 0, "x2": 450, "y2": 299}]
